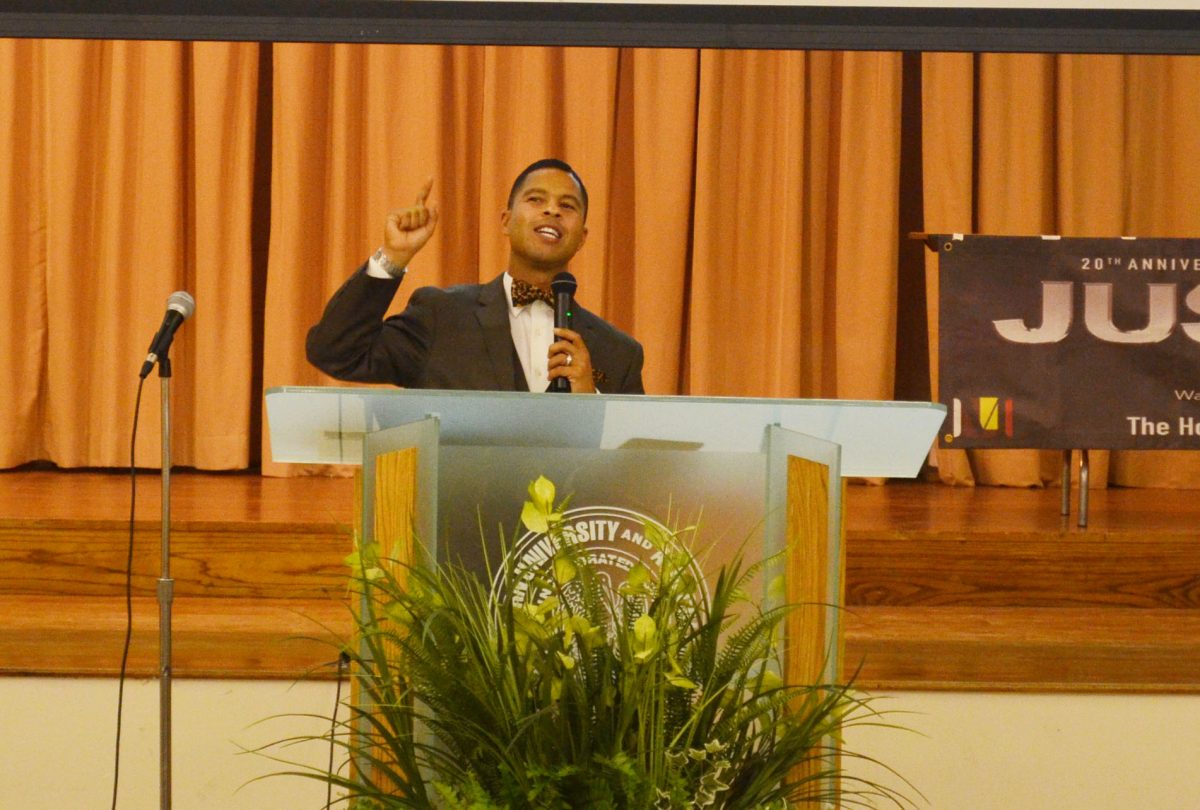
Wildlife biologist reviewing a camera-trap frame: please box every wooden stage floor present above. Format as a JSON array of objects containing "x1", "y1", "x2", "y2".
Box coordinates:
[{"x1": 1, "y1": 469, "x2": 1197, "y2": 692}]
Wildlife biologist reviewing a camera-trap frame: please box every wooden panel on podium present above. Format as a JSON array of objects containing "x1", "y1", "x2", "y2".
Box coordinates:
[
  {"x1": 360, "y1": 418, "x2": 440, "y2": 571},
  {"x1": 784, "y1": 455, "x2": 845, "y2": 687},
  {"x1": 782, "y1": 453, "x2": 845, "y2": 797},
  {"x1": 373, "y1": 447, "x2": 419, "y2": 577},
  {"x1": 766, "y1": 424, "x2": 844, "y2": 691}
]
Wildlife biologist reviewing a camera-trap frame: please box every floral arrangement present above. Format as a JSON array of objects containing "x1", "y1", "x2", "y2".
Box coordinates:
[{"x1": 267, "y1": 476, "x2": 911, "y2": 809}]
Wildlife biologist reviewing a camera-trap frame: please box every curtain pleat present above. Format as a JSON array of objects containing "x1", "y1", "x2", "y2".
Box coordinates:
[
  {"x1": 687, "y1": 50, "x2": 904, "y2": 400},
  {"x1": 920, "y1": 51, "x2": 976, "y2": 486},
  {"x1": 40, "y1": 40, "x2": 179, "y2": 467},
  {"x1": 0, "y1": 39, "x2": 47, "y2": 466},
  {"x1": 1, "y1": 38, "x2": 1197, "y2": 488},
  {"x1": 689, "y1": 49, "x2": 813, "y2": 397},
  {"x1": 606, "y1": 48, "x2": 698, "y2": 395},
  {"x1": 184, "y1": 41, "x2": 261, "y2": 469}
]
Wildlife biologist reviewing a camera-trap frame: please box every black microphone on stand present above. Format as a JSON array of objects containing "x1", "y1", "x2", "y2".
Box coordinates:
[
  {"x1": 549, "y1": 272, "x2": 577, "y2": 393},
  {"x1": 139, "y1": 291, "x2": 196, "y2": 379}
]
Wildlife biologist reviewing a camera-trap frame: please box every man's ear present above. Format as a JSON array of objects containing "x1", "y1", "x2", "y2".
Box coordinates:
[{"x1": 500, "y1": 208, "x2": 511, "y2": 233}]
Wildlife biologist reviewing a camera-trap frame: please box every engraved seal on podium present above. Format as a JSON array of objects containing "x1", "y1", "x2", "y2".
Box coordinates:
[{"x1": 496, "y1": 505, "x2": 710, "y2": 609}]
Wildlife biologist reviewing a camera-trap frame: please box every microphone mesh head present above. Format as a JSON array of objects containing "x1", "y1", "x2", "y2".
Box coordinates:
[
  {"x1": 166, "y1": 290, "x2": 196, "y2": 319},
  {"x1": 550, "y1": 272, "x2": 577, "y2": 296}
]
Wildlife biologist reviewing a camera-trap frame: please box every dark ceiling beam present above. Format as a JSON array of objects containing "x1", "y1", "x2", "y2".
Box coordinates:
[{"x1": 2, "y1": 1, "x2": 1200, "y2": 54}]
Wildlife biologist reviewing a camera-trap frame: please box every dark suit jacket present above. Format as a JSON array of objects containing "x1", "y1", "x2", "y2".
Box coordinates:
[{"x1": 306, "y1": 266, "x2": 645, "y2": 394}]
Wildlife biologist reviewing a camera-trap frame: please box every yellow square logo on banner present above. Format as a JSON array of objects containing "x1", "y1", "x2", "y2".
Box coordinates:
[{"x1": 979, "y1": 397, "x2": 1000, "y2": 431}]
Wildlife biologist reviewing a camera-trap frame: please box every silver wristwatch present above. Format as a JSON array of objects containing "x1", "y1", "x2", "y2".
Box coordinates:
[{"x1": 372, "y1": 247, "x2": 406, "y2": 278}]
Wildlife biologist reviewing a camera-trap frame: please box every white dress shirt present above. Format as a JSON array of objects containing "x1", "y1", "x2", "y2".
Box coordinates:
[
  {"x1": 367, "y1": 256, "x2": 553, "y2": 392},
  {"x1": 501, "y1": 273, "x2": 555, "y2": 393}
]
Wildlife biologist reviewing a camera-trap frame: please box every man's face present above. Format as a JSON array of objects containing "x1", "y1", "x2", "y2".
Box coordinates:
[{"x1": 502, "y1": 168, "x2": 588, "y2": 273}]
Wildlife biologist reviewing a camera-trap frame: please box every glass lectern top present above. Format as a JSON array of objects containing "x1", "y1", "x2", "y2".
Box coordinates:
[{"x1": 266, "y1": 387, "x2": 944, "y2": 479}]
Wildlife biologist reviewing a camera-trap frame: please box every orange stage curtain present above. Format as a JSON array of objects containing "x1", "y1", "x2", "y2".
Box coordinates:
[
  {"x1": 1, "y1": 38, "x2": 1198, "y2": 488},
  {"x1": 0, "y1": 38, "x2": 260, "y2": 469}
]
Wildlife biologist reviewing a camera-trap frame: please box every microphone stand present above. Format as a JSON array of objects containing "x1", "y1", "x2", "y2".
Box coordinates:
[{"x1": 157, "y1": 354, "x2": 174, "y2": 810}]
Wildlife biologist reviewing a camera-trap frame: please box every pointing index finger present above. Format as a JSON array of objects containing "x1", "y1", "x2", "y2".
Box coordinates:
[{"x1": 415, "y1": 177, "x2": 434, "y2": 207}]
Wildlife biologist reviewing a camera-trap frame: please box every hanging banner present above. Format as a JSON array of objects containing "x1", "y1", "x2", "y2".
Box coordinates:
[{"x1": 935, "y1": 234, "x2": 1200, "y2": 449}]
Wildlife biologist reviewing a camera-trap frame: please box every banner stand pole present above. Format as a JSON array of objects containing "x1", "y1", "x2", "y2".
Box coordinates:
[
  {"x1": 1078, "y1": 449, "x2": 1090, "y2": 529},
  {"x1": 1060, "y1": 449, "x2": 1091, "y2": 529},
  {"x1": 1060, "y1": 450, "x2": 1071, "y2": 519}
]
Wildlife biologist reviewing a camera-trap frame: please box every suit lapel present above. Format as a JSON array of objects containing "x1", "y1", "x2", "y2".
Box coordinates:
[
  {"x1": 576, "y1": 311, "x2": 601, "y2": 357},
  {"x1": 475, "y1": 276, "x2": 522, "y2": 390},
  {"x1": 573, "y1": 307, "x2": 611, "y2": 388}
]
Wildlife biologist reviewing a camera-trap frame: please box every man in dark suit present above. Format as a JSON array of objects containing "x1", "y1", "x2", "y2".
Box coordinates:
[{"x1": 307, "y1": 159, "x2": 644, "y2": 394}]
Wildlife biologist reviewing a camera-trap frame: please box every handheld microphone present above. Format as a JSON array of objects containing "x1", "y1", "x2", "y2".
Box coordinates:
[
  {"x1": 549, "y1": 272, "x2": 577, "y2": 393},
  {"x1": 139, "y1": 291, "x2": 196, "y2": 379}
]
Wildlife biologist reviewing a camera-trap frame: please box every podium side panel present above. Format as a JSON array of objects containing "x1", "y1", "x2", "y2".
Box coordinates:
[
  {"x1": 765, "y1": 425, "x2": 844, "y2": 686},
  {"x1": 786, "y1": 455, "x2": 840, "y2": 687},
  {"x1": 784, "y1": 456, "x2": 834, "y2": 796},
  {"x1": 346, "y1": 447, "x2": 419, "y2": 792},
  {"x1": 766, "y1": 426, "x2": 844, "y2": 800},
  {"x1": 353, "y1": 419, "x2": 440, "y2": 789},
  {"x1": 784, "y1": 455, "x2": 846, "y2": 803}
]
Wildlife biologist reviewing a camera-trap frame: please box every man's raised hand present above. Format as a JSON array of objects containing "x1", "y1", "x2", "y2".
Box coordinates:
[{"x1": 383, "y1": 178, "x2": 439, "y2": 269}]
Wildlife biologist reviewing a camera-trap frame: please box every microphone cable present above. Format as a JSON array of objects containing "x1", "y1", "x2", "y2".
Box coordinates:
[{"x1": 111, "y1": 375, "x2": 147, "y2": 810}]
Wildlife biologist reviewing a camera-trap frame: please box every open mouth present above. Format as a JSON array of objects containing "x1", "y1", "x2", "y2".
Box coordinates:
[{"x1": 534, "y1": 225, "x2": 562, "y2": 241}]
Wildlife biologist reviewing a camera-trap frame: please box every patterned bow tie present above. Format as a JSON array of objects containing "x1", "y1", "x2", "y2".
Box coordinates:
[{"x1": 511, "y1": 278, "x2": 555, "y2": 308}]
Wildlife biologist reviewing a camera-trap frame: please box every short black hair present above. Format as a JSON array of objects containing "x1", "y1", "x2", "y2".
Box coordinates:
[{"x1": 506, "y1": 158, "x2": 588, "y2": 219}]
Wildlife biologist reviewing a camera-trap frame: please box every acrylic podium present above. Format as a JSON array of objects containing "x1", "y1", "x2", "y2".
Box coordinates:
[{"x1": 267, "y1": 387, "x2": 944, "y2": 693}]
